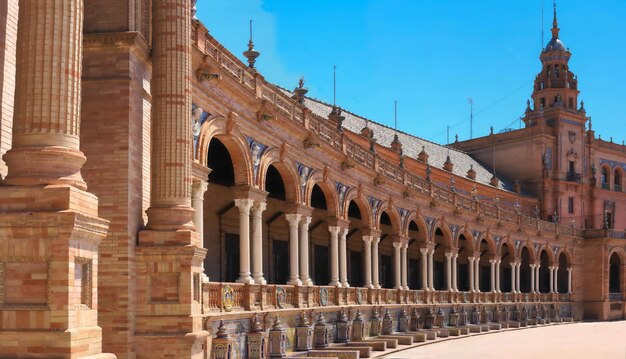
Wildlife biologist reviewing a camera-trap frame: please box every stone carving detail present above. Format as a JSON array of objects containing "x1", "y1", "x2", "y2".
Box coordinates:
[
  {"x1": 313, "y1": 313, "x2": 329, "y2": 349},
  {"x1": 335, "y1": 309, "x2": 351, "y2": 343},
  {"x1": 368, "y1": 196, "x2": 383, "y2": 224},
  {"x1": 295, "y1": 312, "x2": 313, "y2": 351},
  {"x1": 247, "y1": 314, "x2": 267, "y2": 359},
  {"x1": 276, "y1": 287, "x2": 286, "y2": 309},
  {"x1": 222, "y1": 285, "x2": 234, "y2": 312},
  {"x1": 336, "y1": 182, "x2": 349, "y2": 211},
  {"x1": 247, "y1": 137, "x2": 268, "y2": 184},
  {"x1": 381, "y1": 308, "x2": 393, "y2": 335},
  {"x1": 192, "y1": 104, "x2": 210, "y2": 157},
  {"x1": 297, "y1": 163, "x2": 313, "y2": 198},
  {"x1": 268, "y1": 316, "x2": 287, "y2": 357}
]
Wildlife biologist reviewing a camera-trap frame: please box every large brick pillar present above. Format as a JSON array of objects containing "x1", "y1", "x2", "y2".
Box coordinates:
[
  {"x1": 135, "y1": 0, "x2": 208, "y2": 357},
  {"x1": 0, "y1": 1, "x2": 112, "y2": 358}
]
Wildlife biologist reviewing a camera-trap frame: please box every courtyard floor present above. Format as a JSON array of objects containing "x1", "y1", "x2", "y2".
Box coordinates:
[{"x1": 381, "y1": 321, "x2": 626, "y2": 359}]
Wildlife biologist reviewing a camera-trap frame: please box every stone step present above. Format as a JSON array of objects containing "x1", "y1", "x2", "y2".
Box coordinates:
[
  {"x1": 307, "y1": 350, "x2": 360, "y2": 359},
  {"x1": 378, "y1": 334, "x2": 413, "y2": 345},
  {"x1": 403, "y1": 331, "x2": 428, "y2": 342},
  {"x1": 417, "y1": 329, "x2": 438, "y2": 340},
  {"x1": 345, "y1": 341, "x2": 387, "y2": 351},
  {"x1": 321, "y1": 346, "x2": 371, "y2": 358},
  {"x1": 358, "y1": 338, "x2": 398, "y2": 349},
  {"x1": 489, "y1": 323, "x2": 502, "y2": 330},
  {"x1": 433, "y1": 327, "x2": 449, "y2": 338}
]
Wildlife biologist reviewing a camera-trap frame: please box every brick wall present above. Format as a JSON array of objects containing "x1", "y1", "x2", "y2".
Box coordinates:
[{"x1": 0, "y1": 0, "x2": 17, "y2": 178}]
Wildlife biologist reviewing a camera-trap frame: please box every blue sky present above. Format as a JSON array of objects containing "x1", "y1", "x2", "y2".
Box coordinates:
[{"x1": 197, "y1": 1, "x2": 626, "y2": 144}]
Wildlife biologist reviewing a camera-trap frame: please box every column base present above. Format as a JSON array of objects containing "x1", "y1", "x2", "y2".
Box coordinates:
[
  {"x1": 341, "y1": 282, "x2": 351, "y2": 288},
  {"x1": 253, "y1": 275, "x2": 267, "y2": 285},
  {"x1": 395, "y1": 285, "x2": 403, "y2": 290},
  {"x1": 301, "y1": 278, "x2": 314, "y2": 286},
  {"x1": 236, "y1": 275, "x2": 253, "y2": 284},
  {"x1": 329, "y1": 280, "x2": 341, "y2": 287},
  {"x1": 288, "y1": 278, "x2": 303, "y2": 286}
]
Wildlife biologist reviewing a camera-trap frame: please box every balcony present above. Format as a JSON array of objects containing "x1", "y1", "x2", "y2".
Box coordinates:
[
  {"x1": 566, "y1": 172, "x2": 581, "y2": 183},
  {"x1": 615, "y1": 184, "x2": 622, "y2": 192}
]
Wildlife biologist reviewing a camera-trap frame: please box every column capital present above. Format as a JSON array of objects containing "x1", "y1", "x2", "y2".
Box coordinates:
[
  {"x1": 445, "y1": 252, "x2": 453, "y2": 258},
  {"x1": 489, "y1": 259, "x2": 497, "y2": 265},
  {"x1": 233, "y1": 185, "x2": 268, "y2": 203},
  {"x1": 285, "y1": 213, "x2": 302, "y2": 226},
  {"x1": 251, "y1": 201, "x2": 267, "y2": 215},
  {"x1": 361, "y1": 227, "x2": 382, "y2": 238},
  {"x1": 567, "y1": 267, "x2": 573, "y2": 272},
  {"x1": 393, "y1": 241, "x2": 403, "y2": 249},
  {"x1": 191, "y1": 180, "x2": 209, "y2": 198},
  {"x1": 362, "y1": 235, "x2": 373, "y2": 244},
  {"x1": 327, "y1": 217, "x2": 350, "y2": 229},
  {"x1": 234, "y1": 198, "x2": 254, "y2": 213},
  {"x1": 548, "y1": 265, "x2": 555, "y2": 271},
  {"x1": 328, "y1": 225, "x2": 341, "y2": 236},
  {"x1": 300, "y1": 215, "x2": 312, "y2": 227},
  {"x1": 420, "y1": 247, "x2": 429, "y2": 255},
  {"x1": 192, "y1": 161, "x2": 212, "y2": 183}
]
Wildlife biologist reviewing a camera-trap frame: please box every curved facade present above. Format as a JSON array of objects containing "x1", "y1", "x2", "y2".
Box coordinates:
[{"x1": 0, "y1": 2, "x2": 625, "y2": 359}]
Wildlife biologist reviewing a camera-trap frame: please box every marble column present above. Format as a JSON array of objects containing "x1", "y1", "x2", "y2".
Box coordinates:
[
  {"x1": 393, "y1": 242, "x2": 402, "y2": 289},
  {"x1": 234, "y1": 199, "x2": 254, "y2": 284},
  {"x1": 495, "y1": 260, "x2": 501, "y2": 293},
  {"x1": 553, "y1": 266, "x2": 559, "y2": 293},
  {"x1": 328, "y1": 226, "x2": 341, "y2": 287},
  {"x1": 339, "y1": 228, "x2": 349, "y2": 288},
  {"x1": 251, "y1": 202, "x2": 267, "y2": 285},
  {"x1": 286, "y1": 214, "x2": 302, "y2": 285},
  {"x1": 363, "y1": 236, "x2": 374, "y2": 288},
  {"x1": 428, "y1": 248, "x2": 435, "y2": 291},
  {"x1": 468, "y1": 257, "x2": 476, "y2": 292},
  {"x1": 445, "y1": 252, "x2": 453, "y2": 291},
  {"x1": 401, "y1": 243, "x2": 409, "y2": 290},
  {"x1": 192, "y1": 181, "x2": 209, "y2": 242},
  {"x1": 567, "y1": 267, "x2": 572, "y2": 294},
  {"x1": 300, "y1": 216, "x2": 313, "y2": 285},
  {"x1": 515, "y1": 263, "x2": 521, "y2": 293},
  {"x1": 530, "y1": 265, "x2": 536, "y2": 294},
  {"x1": 452, "y1": 253, "x2": 459, "y2": 291},
  {"x1": 548, "y1": 266, "x2": 555, "y2": 293},
  {"x1": 535, "y1": 264, "x2": 540, "y2": 293},
  {"x1": 510, "y1": 262, "x2": 516, "y2": 293},
  {"x1": 373, "y1": 236, "x2": 381, "y2": 289},
  {"x1": 489, "y1": 259, "x2": 496, "y2": 293},
  {"x1": 420, "y1": 248, "x2": 429, "y2": 291},
  {"x1": 474, "y1": 256, "x2": 481, "y2": 292}
]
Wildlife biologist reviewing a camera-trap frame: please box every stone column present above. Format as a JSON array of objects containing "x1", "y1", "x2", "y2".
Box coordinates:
[
  {"x1": 474, "y1": 256, "x2": 481, "y2": 292},
  {"x1": 251, "y1": 202, "x2": 267, "y2": 284},
  {"x1": 548, "y1": 266, "x2": 555, "y2": 293},
  {"x1": 393, "y1": 242, "x2": 403, "y2": 289},
  {"x1": 428, "y1": 248, "x2": 435, "y2": 291},
  {"x1": 469, "y1": 257, "x2": 476, "y2": 292},
  {"x1": 300, "y1": 216, "x2": 313, "y2": 285},
  {"x1": 530, "y1": 265, "x2": 536, "y2": 294},
  {"x1": 516, "y1": 263, "x2": 521, "y2": 293},
  {"x1": 401, "y1": 243, "x2": 409, "y2": 290},
  {"x1": 445, "y1": 252, "x2": 453, "y2": 291},
  {"x1": 328, "y1": 226, "x2": 341, "y2": 287},
  {"x1": 286, "y1": 214, "x2": 302, "y2": 285},
  {"x1": 452, "y1": 253, "x2": 459, "y2": 291},
  {"x1": 373, "y1": 236, "x2": 381, "y2": 289},
  {"x1": 567, "y1": 267, "x2": 572, "y2": 294},
  {"x1": 553, "y1": 266, "x2": 559, "y2": 293},
  {"x1": 420, "y1": 248, "x2": 429, "y2": 291},
  {"x1": 235, "y1": 199, "x2": 254, "y2": 283},
  {"x1": 0, "y1": 0, "x2": 113, "y2": 357},
  {"x1": 535, "y1": 264, "x2": 540, "y2": 293},
  {"x1": 489, "y1": 259, "x2": 496, "y2": 292},
  {"x1": 339, "y1": 227, "x2": 349, "y2": 288},
  {"x1": 192, "y1": 180, "x2": 209, "y2": 245},
  {"x1": 510, "y1": 262, "x2": 517, "y2": 293},
  {"x1": 495, "y1": 260, "x2": 501, "y2": 292},
  {"x1": 363, "y1": 236, "x2": 374, "y2": 288}
]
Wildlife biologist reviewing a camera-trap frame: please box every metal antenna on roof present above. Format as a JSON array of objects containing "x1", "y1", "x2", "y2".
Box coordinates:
[
  {"x1": 446, "y1": 125, "x2": 451, "y2": 157},
  {"x1": 541, "y1": 0, "x2": 544, "y2": 50},
  {"x1": 333, "y1": 65, "x2": 337, "y2": 107},
  {"x1": 468, "y1": 98, "x2": 474, "y2": 139},
  {"x1": 394, "y1": 101, "x2": 398, "y2": 130}
]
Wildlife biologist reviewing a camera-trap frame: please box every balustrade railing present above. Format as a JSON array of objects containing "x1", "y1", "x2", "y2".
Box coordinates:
[{"x1": 192, "y1": 25, "x2": 626, "y2": 241}]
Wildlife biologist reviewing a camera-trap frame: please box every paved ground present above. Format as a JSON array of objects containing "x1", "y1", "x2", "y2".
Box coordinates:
[{"x1": 382, "y1": 321, "x2": 626, "y2": 359}]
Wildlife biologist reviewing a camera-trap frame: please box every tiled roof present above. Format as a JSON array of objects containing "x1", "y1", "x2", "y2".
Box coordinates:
[{"x1": 278, "y1": 87, "x2": 515, "y2": 192}]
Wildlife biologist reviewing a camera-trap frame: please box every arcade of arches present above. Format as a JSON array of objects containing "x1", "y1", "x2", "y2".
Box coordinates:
[{"x1": 1, "y1": 1, "x2": 626, "y2": 359}]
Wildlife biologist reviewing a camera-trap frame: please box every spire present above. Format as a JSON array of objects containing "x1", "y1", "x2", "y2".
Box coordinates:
[
  {"x1": 551, "y1": 1, "x2": 560, "y2": 39},
  {"x1": 243, "y1": 20, "x2": 260, "y2": 68}
]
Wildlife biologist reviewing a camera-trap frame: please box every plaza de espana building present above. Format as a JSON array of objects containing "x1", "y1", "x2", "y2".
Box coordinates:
[{"x1": 0, "y1": 1, "x2": 625, "y2": 358}]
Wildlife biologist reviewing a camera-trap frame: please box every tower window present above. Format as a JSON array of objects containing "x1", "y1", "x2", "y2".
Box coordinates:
[
  {"x1": 540, "y1": 98, "x2": 546, "y2": 108},
  {"x1": 555, "y1": 65, "x2": 559, "y2": 78},
  {"x1": 568, "y1": 98, "x2": 574, "y2": 109},
  {"x1": 546, "y1": 65, "x2": 551, "y2": 78}
]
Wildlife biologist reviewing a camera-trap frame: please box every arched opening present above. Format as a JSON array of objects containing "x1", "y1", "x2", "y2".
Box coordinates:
[
  {"x1": 205, "y1": 137, "x2": 241, "y2": 282},
  {"x1": 609, "y1": 253, "x2": 621, "y2": 295},
  {"x1": 310, "y1": 184, "x2": 331, "y2": 285},
  {"x1": 538, "y1": 250, "x2": 550, "y2": 293},
  {"x1": 263, "y1": 164, "x2": 291, "y2": 285},
  {"x1": 478, "y1": 238, "x2": 493, "y2": 292},
  {"x1": 407, "y1": 220, "x2": 424, "y2": 290},
  {"x1": 520, "y1": 247, "x2": 532, "y2": 293},
  {"x1": 433, "y1": 228, "x2": 449, "y2": 291},
  {"x1": 614, "y1": 169, "x2": 622, "y2": 192},
  {"x1": 347, "y1": 200, "x2": 366, "y2": 288},
  {"x1": 500, "y1": 243, "x2": 513, "y2": 293},
  {"x1": 456, "y1": 234, "x2": 472, "y2": 292},
  {"x1": 378, "y1": 210, "x2": 395, "y2": 289},
  {"x1": 557, "y1": 252, "x2": 568, "y2": 294}
]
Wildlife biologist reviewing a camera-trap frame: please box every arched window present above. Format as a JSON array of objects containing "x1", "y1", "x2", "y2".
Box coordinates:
[
  {"x1": 609, "y1": 253, "x2": 621, "y2": 295},
  {"x1": 614, "y1": 170, "x2": 622, "y2": 192},
  {"x1": 601, "y1": 167, "x2": 609, "y2": 190},
  {"x1": 546, "y1": 65, "x2": 551, "y2": 78}
]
